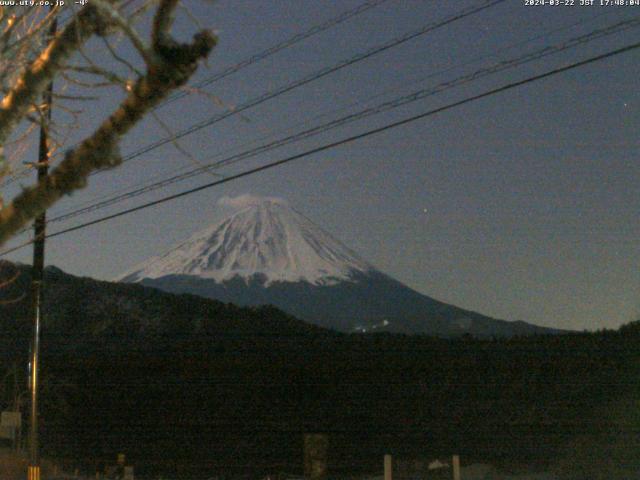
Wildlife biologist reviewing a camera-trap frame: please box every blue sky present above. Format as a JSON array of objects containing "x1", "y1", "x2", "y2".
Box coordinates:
[{"x1": 2, "y1": 0, "x2": 639, "y2": 331}]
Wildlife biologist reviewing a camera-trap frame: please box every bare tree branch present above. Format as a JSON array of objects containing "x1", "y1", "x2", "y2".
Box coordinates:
[
  {"x1": 0, "y1": 5, "x2": 106, "y2": 159},
  {"x1": 0, "y1": 0, "x2": 217, "y2": 246},
  {"x1": 152, "y1": 0, "x2": 179, "y2": 51},
  {"x1": 91, "y1": 0, "x2": 154, "y2": 65}
]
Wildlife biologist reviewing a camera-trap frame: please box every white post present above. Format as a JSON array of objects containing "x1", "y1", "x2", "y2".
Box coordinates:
[
  {"x1": 384, "y1": 454, "x2": 392, "y2": 480},
  {"x1": 452, "y1": 454, "x2": 460, "y2": 480}
]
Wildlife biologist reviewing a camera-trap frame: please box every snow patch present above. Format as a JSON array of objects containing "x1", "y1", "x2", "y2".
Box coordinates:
[{"x1": 120, "y1": 199, "x2": 372, "y2": 286}]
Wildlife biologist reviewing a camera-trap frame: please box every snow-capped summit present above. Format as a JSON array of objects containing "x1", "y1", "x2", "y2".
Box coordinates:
[
  {"x1": 120, "y1": 197, "x2": 372, "y2": 286},
  {"x1": 120, "y1": 194, "x2": 562, "y2": 337}
]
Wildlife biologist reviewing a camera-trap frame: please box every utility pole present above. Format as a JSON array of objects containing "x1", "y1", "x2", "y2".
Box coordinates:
[
  {"x1": 452, "y1": 454, "x2": 460, "y2": 480},
  {"x1": 28, "y1": 12, "x2": 57, "y2": 480},
  {"x1": 383, "y1": 454, "x2": 392, "y2": 480}
]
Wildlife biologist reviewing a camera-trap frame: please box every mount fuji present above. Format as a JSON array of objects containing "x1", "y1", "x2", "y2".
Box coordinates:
[{"x1": 119, "y1": 196, "x2": 560, "y2": 337}]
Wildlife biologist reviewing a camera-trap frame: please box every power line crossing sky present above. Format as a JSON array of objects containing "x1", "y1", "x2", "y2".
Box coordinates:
[{"x1": 3, "y1": 0, "x2": 639, "y2": 331}]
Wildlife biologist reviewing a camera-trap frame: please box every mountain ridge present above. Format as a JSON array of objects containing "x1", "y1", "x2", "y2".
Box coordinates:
[
  {"x1": 120, "y1": 199, "x2": 371, "y2": 286},
  {"x1": 0, "y1": 261, "x2": 630, "y2": 478},
  {"x1": 136, "y1": 270, "x2": 563, "y2": 336},
  {"x1": 120, "y1": 198, "x2": 564, "y2": 337}
]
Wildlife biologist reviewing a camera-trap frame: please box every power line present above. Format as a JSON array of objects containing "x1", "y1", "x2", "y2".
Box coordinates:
[
  {"x1": 41, "y1": 15, "x2": 640, "y2": 227},
  {"x1": 158, "y1": 0, "x2": 392, "y2": 109},
  {"x1": 102, "y1": 0, "x2": 508, "y2": 171},
  {"x1": 0, "y1": 38, "x2": 633, "y2": 256},
  {"x1": 0, "y1": 0, "x2": 390, "y2": 189},
  {"x1": 44, "y1": 7, "x2": 627, "y2": 221}
]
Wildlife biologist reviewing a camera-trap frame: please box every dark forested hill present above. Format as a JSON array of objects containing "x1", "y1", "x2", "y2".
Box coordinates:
[{"x1": 0, "y1": 262, "x2": 637, "y2": 479}]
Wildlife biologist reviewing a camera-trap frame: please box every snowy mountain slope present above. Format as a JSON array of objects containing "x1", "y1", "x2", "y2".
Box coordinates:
[
  {"x1": 120, "y1": 196, "x2": 563, "y2": 337},
  {"x1": 120, "y1": 199, "x2": 371, "y2": 286}
]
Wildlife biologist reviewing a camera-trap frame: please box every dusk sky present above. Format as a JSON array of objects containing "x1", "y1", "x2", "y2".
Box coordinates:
[{"x1": 2, "y1": 0, "x2": 638, "y2": 332}]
